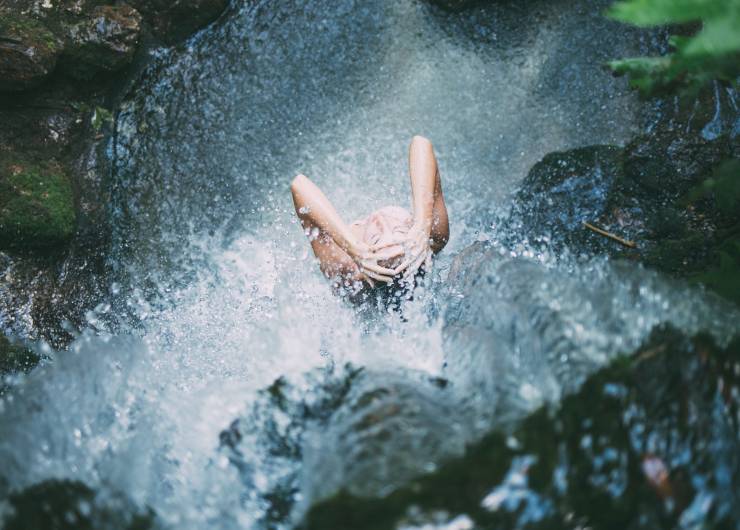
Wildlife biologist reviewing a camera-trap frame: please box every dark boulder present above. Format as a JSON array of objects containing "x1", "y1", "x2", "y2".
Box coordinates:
[
  {"x1": 3, "y1": 479, "x2": 155, "y2": 530},
  {"x1": 506, "y1": 126, "x2": 739, "y2": 304},
  {"x1": 219, "y1": 366, "x2": 465, "y2": 527},
  {"x1": 61, "y1": 4, "x2": 143, "y2": 80},
  {"x1": 0, "y1": 333, "x2": 38, "y2": 378},
  {"x1": 0, "y1": 15, "x2": 63, "y2": 92},
  {"x1": 128, "y1": 0, "x2": 228, "y2": 44},
  {"x1": 0, "y1": 156, "x2": 76, "y2": 251},
  {"x1": 513, "y1": 145, "x2": 626, "y2": 252},
  {"x1": 300, "y1": 327, "x2": 740, "y2": 530},
  {"x1": 425, "y1": 0, "x2": 486, "y2": 12}
]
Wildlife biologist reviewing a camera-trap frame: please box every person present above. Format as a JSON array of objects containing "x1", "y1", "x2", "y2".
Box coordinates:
[{"x1": 290, "y1": 135, "x2": 449, "y2": 295}]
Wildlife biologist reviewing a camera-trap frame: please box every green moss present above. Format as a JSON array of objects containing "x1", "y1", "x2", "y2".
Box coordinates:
[
  {"x1": 0, "y1": 158, "x2": 76, "y2": 251},
  {"x1": 0, "y1": 14, "x2": 60, "y2": 54}
]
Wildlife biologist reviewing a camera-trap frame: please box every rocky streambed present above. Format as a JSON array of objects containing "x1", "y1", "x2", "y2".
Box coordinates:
[{"x1": 1, "y1": 0, "x2": 739, "y2": 529}]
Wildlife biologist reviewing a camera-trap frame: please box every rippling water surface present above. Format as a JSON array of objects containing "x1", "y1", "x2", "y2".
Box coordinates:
[{"x1": 1, "y1": 1, "x2": 738, "y2": 528}]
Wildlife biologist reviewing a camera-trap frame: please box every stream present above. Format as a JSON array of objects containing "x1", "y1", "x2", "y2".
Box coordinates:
[{"x1": 1, "y1": 1, "x2": 738, "y2": 529}]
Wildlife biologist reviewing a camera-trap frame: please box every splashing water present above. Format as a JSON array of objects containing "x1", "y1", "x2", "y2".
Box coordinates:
[{"x1": 1, "y1": 0, "x2": 738, "y2": 529}]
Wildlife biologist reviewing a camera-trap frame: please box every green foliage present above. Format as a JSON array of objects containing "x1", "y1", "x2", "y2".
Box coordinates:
[
  {"x1": 0, "y1": 158, "x2": 76, "y2": 250},
  {"x1": 91, "y1": 106, "x2": 114, "y2": 131},
  {"x1": 687, "y1": 159, "x2": 740, "y2": 214},
  {"x1": 694, "y1": 239, "x2": 740, "y2": 305},
  {"x1": 683, "y1": 159, "x2": 740, "y2": 306},
  {"x1": 607, "y1": 0, "x2": 740, "y2": 95}
]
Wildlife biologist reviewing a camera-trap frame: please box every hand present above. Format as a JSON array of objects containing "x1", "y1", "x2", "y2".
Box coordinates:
[
  {"x1": 348, "y1": 241, "x2": 402, "y2": 284},
  {"x1": 372, "y1": 223, "x2": 432, "y2": 279}
]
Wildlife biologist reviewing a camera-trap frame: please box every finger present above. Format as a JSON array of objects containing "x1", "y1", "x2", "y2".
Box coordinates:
[
  {"x1": 364, "y1": 270, "x2": 394, "y2": 283},
  {"x1": 371, "y1": 246, "x2": 405, "y2": 261},
  {"x1": 392, "y1": 256, "x2": 415, "y2": 276},
  {"x1": 403, "y1": 252, "x2": 426, "y2": 279},
  {"x1": 361, "y1": 261, "x2": 397, "y2": 276},
  {"x1": 369, "y1": 238, "x2": 405, "y2": 252},
  {"x1": 360, "y1": 274, "x2": 375, "y2": 288}
]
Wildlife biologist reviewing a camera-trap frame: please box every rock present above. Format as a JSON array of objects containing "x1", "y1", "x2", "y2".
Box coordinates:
[
  {"x1": 3, "y1": 479, "x2": 155, "y2": 530},
  {"x1": 0, "y1": 14, "x2": 63, "y2": 92},
  {"x1": 61, "y1": 4, "x2": 142, "y2": 80},
  {"x1": 0, "y1": 333, "x2": 38, "y2": 376},
  {"x1": 513, "y1": 145, "x2": 626, "y2": 252},
  {"x1": 219, "y1": 366, "x2": 466, "y2": 527},
  {"x1": 506, "y1": 129, "x2": 740, "y2": 304},
  {"x1": 0, "y1": 156, "x2": 76, "y2": 251},
  {"x1": 300, "y1": 327, "x2": 740, "y2": 530},
  {"x1": 425, "y1": 0, "x2": 485, "y2": 11},
  {"x1": 619, "y1": 130, "x2": 737, "y2": 203},
  {"x1": 128, "y1": 0, "x2": 228, "y2": 44}
]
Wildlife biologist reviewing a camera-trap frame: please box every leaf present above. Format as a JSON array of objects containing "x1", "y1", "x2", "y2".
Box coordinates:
[
  {"x1": 607, "y1": 0, "x2": 740, "y2": 96},
  {"x1": 687, "y1": 160, "x2": 740, "y2": 215},
  {"x1": 607, "y1": 0, "x2": 726, "y2": 26}
]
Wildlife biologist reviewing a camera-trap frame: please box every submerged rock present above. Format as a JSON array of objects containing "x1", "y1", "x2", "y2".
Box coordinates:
[
  {"x1": 61, "y1": 4, "x2": 142, "y2": 80},
  {"x1": 0, "y1": 14, "x2": 63, "y2": 92},
  {"x1": 128, "y1": 0, "x2": 229, "y2": 44},
  {"x1": 425, "y1": 0, "x2": 485, "y2": 12},
  {"x1": 219, "y1": 366, "x2": 466, "y2": 527},
  {"x1": 0, "y1": 156, "x2": 76, "y2": 251},
  {"x1": 0, "y1": 333, "x2": 38, "y2": 377},
  {"x1": 300, "y1": 327, "x2": 740, "y2": 530},
  {"x1": 2, "y1": 479, "x2": 155, "y2": 530}
]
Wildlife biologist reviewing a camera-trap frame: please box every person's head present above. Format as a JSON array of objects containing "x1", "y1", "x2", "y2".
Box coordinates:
[{"x1": 359, "y1": 206, "x2": 412, "y2": 269}]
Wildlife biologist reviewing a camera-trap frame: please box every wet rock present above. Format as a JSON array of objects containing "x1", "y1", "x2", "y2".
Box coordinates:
[
  {"x1": 0, "y1": 333, "x2": 38, "y2": 376},
  {"x1": 425, "y1": 0, "x2": 485, "y2": 12},
  {"x1": 220, "y1": 366, "x2": 466, "y2": 527},
  {"x1": 0, "y1": 156, "x2": 76, "y2": 251},
  {"x1": 619, "y1": 129, "x2": 737, "y2": 204},
  {"x1": 3, "y1": 479, "x2": 155, "y2": 530},
  {"x1": 61, "y1": 4, "x2": 142, "y2": 80},
  {"x1": 301, "y1": 371, "x2": 466, "y2": 503},
  {"x1": 507, "y1": 124, "x2": 740, "y2": 304},
  {"x1": 300, "y1": 327, "x2": 740, "y2": 530},
  {"x1": 513, "y1": 145, "x2": 626, "y2": 253},
  {"x1": 0, "y1": 14, "x2": 63, "y2": 92},
  {"x1": 128, "y1": 0, "x2": 228, "y2": 44}
]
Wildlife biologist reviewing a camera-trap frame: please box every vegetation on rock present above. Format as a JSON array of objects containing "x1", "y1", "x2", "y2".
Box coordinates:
[
  {"x1": 0, "y1": 15, "x2": 62, "y2": 91},
  {"x1": 0, "y1": 157, "x2": 76, "y2": 251},
  {"x1": 301, "y1": 327, "x2": 740, "y2": 530}
]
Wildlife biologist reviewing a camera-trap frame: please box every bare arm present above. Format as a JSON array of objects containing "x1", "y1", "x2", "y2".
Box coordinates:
[
  {"x1": 409, "y1": 135, "x2": 449, "y2": 253},
  {"x1": 290, "y1": 174, "x2": 396, "y2": 283},
  {"x1": 291, "y1": 173, "x2": 359, "y2": 255}
]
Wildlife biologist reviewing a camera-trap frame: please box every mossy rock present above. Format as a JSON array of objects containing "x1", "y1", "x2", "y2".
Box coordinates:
[
  {"x1": 0, "y1": 333, "x2": 39, "y2": 375},
  {"x1": 0, "y1": 14, "x2": 63, "y2": 92},
  {"x1": 300, "y1": 327, "x2": 740, "y2": 530},
  {"x1": 0, "y1": 157, "x2": 76, "y2": 251},
  {"x1": 4, "y1": 479, "x2": 155, "y2": 530},
  {"x1": 61, "y1": 5, "x2": 142, "y2": 80},
  {"x1": 128, "y1": 0, "x2": 228, "y2": 44}
]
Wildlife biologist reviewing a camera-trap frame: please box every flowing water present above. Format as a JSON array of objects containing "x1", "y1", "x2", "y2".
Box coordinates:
[{"x1": 1, "y1": 0, "x2": 738, "y2": 528}]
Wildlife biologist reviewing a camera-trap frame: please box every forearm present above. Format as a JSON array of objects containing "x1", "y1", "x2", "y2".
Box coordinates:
[
  {"x1": 291, "y1": 174, "x2": 360, "y2": 253},
  {"x1": 409, "y1": 136, "x2": 437, "y2": 233}
]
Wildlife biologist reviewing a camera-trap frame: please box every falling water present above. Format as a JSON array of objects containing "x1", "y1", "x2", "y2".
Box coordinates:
[{"x1": 1, "y1": 1, "x2": 737, "y2": 529}]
